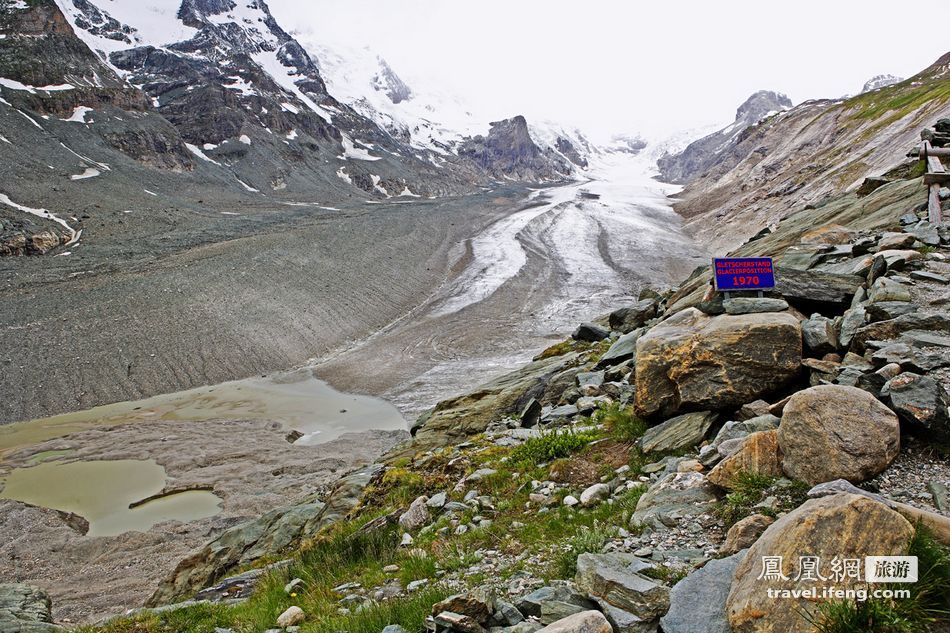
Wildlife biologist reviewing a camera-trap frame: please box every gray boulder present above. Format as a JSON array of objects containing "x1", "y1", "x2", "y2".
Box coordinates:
[
  {"x1": 722, "y1": 297, "x2": 789, "y2": 315},
  {"x1": 516, "y1": 582, "x2": 597, "y2": 619},
  {"x1": 535, "y1": 610, "x2": 612, "y2": 633},
  {"x1": 631, "y1": 472, "x2": 719, "y2": 531},
  {"x1": 884, "y1": 372, "x2": 950, "y2": 445},
  {"x1": 838, "y1": 305, "x2": 867, "y2": 348},
  {"x1": 609, "y1": 300, "x2": 658, "y2": 333},
  {"x1": 596, "y1": 329, "x2": 643, "y2": 368},
  {"x1": 399, "y1": 496, "x2": 431, "y2": 531},
  {"x1": 801, "y1": 314, "x2": 838, "y2": 355},
  {"x1": 868, "y1": 277, "x2": 912, "y2": 303},
  {"x1": 774, "y1": 267, "x2": 864, "y2": 309},
  {"x1": 573, "y1": 323, "x2": 610, "y2": 342},
  {"x1": 593, "y1": 598, "x2": 658, "y2": 632},
  {"x1": 865, "y1": 301, "x2": 918, "y2": 322},
  {"x1": 640, "y1": 411, "x2": 717, "y2": 454},
  {"x1": 574, "y1": 553, "x2": 669, "y2": 620},
  {"x1": 711, "y1": 414, "x2": 779, "y2": 448},
  {"x1": 659, "y1": 551, "x2": 745, "y2": 633}
]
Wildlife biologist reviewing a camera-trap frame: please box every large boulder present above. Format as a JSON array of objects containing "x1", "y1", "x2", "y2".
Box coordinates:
[
  {"x1": 630, "y1": 472, "x2": 719, "y2": 530},
  {"x1": 0, "y1": 584, "x2": 61, "y2": 632},
  {"x1": 773, "y1": 267, "x2": 863, "y2": 310},
  {"x1": 639, "y1": 411, "x2": 717, "y2": 454},
  {"x1": 574, "y1": 553, "x2": 669, "y2": 621},
  {"x1": 850, "y1": 312, "x2": 950, "y2": 353},
  {"x1": 707, "y1": 430, "x2": 783, "y2": 490},
  {"x1": 777, "y1": 385, "x2": 899, "y2": 485},
  {"x1": 635, "y1": 309, "x2": 801, "y2": 419},
  {"x1": 660, "y1": 551, "x2": 745, "y2": 633},
  {"x1": 883, "y1": 372, "x2": 950, "y2": 445},
  {"x1": 726, "y1": 494, "x2": 914, "y2": 632}
]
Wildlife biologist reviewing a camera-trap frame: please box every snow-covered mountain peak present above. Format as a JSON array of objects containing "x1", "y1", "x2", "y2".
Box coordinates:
[{"x1": 861, "y1": 74, "x2": 903, "y2": 93}]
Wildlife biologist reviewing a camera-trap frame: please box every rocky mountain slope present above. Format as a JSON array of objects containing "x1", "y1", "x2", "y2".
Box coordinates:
[
  {"x1": 663, "y1": 52, "x2": 950, "y2": 254},
  {"x1": 656, "y1": 90, "x2": 791, "y2": 184},
  {"x1": 16, "y1": 111, "x2": 947, "y2": 632},
  {"x1": 0, "y1": 0, "x2": 584, "y2": 259}
]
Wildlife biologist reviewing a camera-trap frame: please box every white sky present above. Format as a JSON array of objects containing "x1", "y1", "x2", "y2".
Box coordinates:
[{"x1": 269, "y1": 0, "x2": 949, "y2": 141}]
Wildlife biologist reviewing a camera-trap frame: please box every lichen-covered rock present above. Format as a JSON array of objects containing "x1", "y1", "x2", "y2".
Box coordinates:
[
  {"x1": 726, "y1": 494, "x2": 914, "y2": 632},
  {"x1": 777, "y1": 385, "x2": 899, "y2": 485},
  {"x1": 635, "y1": 309, "x2": 802, "y2": 419}
]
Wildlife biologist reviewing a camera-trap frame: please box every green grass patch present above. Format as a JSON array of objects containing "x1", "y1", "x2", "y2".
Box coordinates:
[
  {"x1": 509, "y1": 427, "x2": 599, "y2": 467},
  {"x1": 398, "y1": 551, "x2": 438, "y2": 586},
  {"x1": 715, "y1": 472, "x2": 777, "y2": 526},
  {"x1": 595, "y1": 403, "x2": 647, "y2": 442},
  {"x1": 809, "y1": 524, "x2": 950, "y2": 633},
  {"x1": 553, "y1": 522, "x2": 611, "y2": 578},
  {"x1": 309, "y1": 585, "x2": 450, "y2": 633}
]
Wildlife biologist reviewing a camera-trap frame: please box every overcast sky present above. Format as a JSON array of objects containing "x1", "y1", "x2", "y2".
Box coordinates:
[{"x1": 268, "y1": 0, "x2": 948, "y2": 141}]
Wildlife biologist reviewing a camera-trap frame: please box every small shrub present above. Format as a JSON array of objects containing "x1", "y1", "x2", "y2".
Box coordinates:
[
  {"x1": 510, "y1": 427, "x2": 599, "y2": 466},
  {"x1": 715, "y1": 471, "x2": 776, "y2": 526},
  {"x1": 642, "y1": 564, "x2": 689, "y2": 586},
  {"x1": 553, "y1": 522, "x2": 611, "y2": 578},
  {"x1": 536, "y1": 339, "x2": 577, "y2": 360},
  {"x1": 595, "y1": 403, "x2": 647, "y2": 442}
]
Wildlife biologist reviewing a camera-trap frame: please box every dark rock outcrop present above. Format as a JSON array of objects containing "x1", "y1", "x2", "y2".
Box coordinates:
[
  {"x1": 657, "y1": 90, "x2": 791, "y2": 184},
  {"x1": 458, "y1": 116, "x2": 572, "y2": 181}
]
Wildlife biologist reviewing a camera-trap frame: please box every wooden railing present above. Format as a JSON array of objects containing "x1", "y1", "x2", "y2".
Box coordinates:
[{"x1": 918, "y1": 141, "x2": 950, "y2": 223}]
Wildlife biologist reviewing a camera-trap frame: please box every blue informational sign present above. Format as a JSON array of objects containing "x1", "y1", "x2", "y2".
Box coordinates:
[{"x1": 713, "y1": 257, "x2": 776, "y2": 291}]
